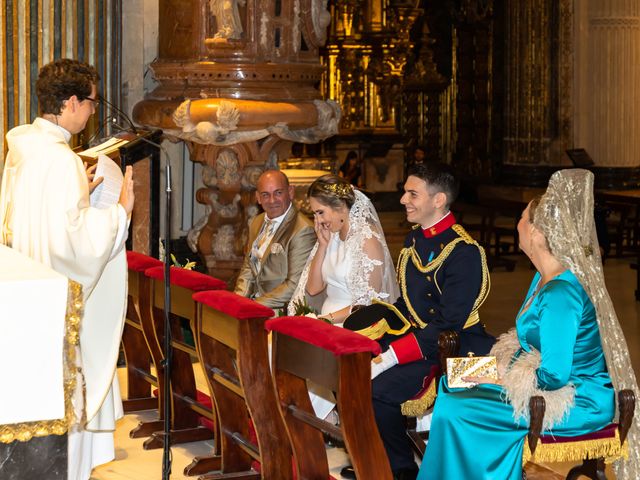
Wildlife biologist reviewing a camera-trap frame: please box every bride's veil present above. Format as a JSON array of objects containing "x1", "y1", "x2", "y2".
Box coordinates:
[{"x1": 288, "y1": 189, "x2": 399, "y2": 315}]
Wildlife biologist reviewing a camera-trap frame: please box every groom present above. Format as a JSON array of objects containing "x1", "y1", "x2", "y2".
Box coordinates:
[{"x1": 344, "y1": 162, "x2": 494, "y2": 479}]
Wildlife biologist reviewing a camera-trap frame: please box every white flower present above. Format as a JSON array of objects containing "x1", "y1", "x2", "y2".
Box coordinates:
[{"x1": 270, "y1": 243, "x2": 284, "y2": 254}]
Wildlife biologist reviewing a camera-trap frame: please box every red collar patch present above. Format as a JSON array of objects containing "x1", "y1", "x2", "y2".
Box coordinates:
[{"x1": 422, "y1": 212, "x2": 456, "y2": 238}]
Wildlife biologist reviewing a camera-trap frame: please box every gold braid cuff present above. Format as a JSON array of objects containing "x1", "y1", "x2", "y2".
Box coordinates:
[
  {"x1": 0, "y1": 280, "x2": 83, "y2": 443},
  {"x1": 397, "y1": 224, "x2": 490, "y2": 330},
  {"x1": 401, "y1": 378, "x2": 437, "y2": 417},
  {"x1": 522, "y1": 428, "x2": 629, "y2": 465}
]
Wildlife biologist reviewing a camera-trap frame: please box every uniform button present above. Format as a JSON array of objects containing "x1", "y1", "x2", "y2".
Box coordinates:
[
  {"x1": 427, "y1": 293, "x2": 432, "y2": 297},
  {"x1": 426, "y1": 275, "x2": 432, "y2": 282},
  {"x1": 428, "y1": 308, "x2": 435, "y2": 314}
]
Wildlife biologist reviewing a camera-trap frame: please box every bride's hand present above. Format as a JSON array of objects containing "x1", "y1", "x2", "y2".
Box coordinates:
[{"x1": 314, "y1": 216, "x2": 331, "y2": 247}]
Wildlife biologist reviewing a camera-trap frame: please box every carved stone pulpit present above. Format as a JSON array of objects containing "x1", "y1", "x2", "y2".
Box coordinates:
[{"x1": 133, "y1": 0, "x2": 339, "y2": 281}]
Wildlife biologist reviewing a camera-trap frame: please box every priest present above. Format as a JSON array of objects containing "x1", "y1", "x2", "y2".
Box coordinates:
[{"x1": 0, "y1": 59, "x2": 134, "y2": 479}]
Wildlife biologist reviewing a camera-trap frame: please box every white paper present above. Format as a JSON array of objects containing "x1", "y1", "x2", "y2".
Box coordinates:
[
  {"x1": 90, "y1": 154, "x2": 123, "y2": 209},
  {"x1": 79, "y1": 137, "x2": 129, "y2": 159}
]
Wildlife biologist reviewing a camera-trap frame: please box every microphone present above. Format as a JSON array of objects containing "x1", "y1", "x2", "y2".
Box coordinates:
[
  {"x1": 110, "y1": 119, "x2": 166, "y2": 157},
  {"x1": 112, "y1": 117, "x2": 173, "y2": 479},
  {"x1": 99, "y1": 94, "x2": 138, "y2": 134},
  {"x1": 85, "y1": 115, "x2": 118, "y2": 148}
]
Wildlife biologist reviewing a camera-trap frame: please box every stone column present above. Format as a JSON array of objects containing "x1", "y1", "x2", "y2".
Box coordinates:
[
  {"x1": 133, "y1": 0, "x2": 339, "y2": 282},
  {"x1": 574, "y1": 1, "x2": 640, "y2": 168}
]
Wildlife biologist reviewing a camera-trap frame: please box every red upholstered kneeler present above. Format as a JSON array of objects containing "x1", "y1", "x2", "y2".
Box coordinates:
[
  {"x1": 266, "y1": 316, "x2": 392, "y2": 480},
  {"x1": 133, "y1": 265, "x2": 225, "y2": 477},
  {"x1": 121, "y1": 251, "x2": 164, "y2": 414},
  {"x1": 191, "y1": 290, "x2": 294, "y2": 480}
]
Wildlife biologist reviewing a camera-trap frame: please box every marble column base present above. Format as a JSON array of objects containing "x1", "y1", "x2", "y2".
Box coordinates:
[{"x1": 0, "y1": 435, "x2": 67, "y2": 479}]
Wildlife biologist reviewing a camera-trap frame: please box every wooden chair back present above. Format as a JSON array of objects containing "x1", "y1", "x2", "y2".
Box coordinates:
[
  {"x1": 267, "y1": 316, "x2": 392, "y2": 480},
  {"x1": 122, "y1": 251, "x2": 162, "y2": 415},
  {"x1": 193, "y1": 290, "x2": 293, "y2": 480}
]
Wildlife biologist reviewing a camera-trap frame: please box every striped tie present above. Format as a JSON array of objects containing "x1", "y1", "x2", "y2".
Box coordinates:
[{"x1": 251, "y1": 218, "x2": 275, "y2": 271}]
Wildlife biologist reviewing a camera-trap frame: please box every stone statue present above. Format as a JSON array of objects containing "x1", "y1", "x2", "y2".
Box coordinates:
[{"x1": 210, "y1": 0, "x2": 246, "y2": 40}]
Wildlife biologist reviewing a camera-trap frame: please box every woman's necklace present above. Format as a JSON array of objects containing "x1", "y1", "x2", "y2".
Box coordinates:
[{"x1": 517, "y1": 280, "x2": 542, "y2": 319}]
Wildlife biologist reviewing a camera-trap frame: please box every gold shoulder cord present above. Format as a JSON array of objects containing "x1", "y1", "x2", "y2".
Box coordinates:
[{"x1": 398, "y1": 224, "x2": 490, "y2": 329}]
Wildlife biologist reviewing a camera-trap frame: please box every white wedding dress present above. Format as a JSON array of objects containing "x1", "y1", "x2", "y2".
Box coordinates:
[
  {"x1": 289, "y1": 190, "x2": 399, "y2": 419},
  {"x1": 320, "y1": 233, "x2": 352, "y2": 318}
]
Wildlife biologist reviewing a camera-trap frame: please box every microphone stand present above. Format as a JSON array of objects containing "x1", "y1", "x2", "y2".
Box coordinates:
[
  {"x1": 162, "y1": 157, "x2": 172, "y2": 480},
  {"x1": 111, "y1": 120, "x2": 173, "y2": 479}
]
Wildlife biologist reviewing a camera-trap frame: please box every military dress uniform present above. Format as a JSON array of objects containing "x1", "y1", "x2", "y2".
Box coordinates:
[{"x1": 345, "y1": 212, "x2": 495, "y2": 474}]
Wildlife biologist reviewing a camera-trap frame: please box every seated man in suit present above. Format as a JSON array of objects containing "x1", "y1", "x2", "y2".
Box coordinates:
[
  {"x1": 235, "y1": 170, "x2": 316, "y2": 310},
  {"x1": 344, "y1": 162, "x2": 495, "y2": 480}
]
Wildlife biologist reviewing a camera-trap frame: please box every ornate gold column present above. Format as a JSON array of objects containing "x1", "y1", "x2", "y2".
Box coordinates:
[
  {"x1": 502, "y1": 0, "x2": 572, "y2": 168},
  {"x1": 574, "y1": 1, "x2": 640, "y2": 168},
  {"x1": 132, "y1": 0, "x2": 339, "y2": 281}
]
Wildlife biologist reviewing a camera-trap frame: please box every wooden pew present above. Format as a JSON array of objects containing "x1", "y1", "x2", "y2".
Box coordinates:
[
  {"x1": 191, "y1": 290, "x2": 293, "y2": 480},
  {"x1": 266, "y1": 316, "x2": 393, "y2": 480},
  {"x1": 122, "y1": 251, "x2": 163, "y2": 414},
  {"x1": 136, "y1": 266, "x2": 226, "y2": 465}
]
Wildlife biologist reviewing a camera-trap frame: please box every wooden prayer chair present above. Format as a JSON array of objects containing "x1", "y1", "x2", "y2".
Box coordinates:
[
  {"x1": 122, "y1": 251, "x2": 163, "y2": 414},
  {"x1": 526, "y1": 389, "x2": 635, "y2": 480},
  {"x1": 134, "y1": 265, "x2": 226, "y2": 467},
  {"x1": 402, "y1": 331, "x2": 460, "y2": 456},
  {"x1": 191, "y1": 290, "x2": 293, "y2": 480},
  {"x1": 266, "y1": 315, "x2": 393, "y2": 480}
]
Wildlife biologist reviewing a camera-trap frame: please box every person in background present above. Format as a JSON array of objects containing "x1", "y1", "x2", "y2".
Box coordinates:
[{"x1": 339, "y1": 150, "x2": 363, "y2": 187}]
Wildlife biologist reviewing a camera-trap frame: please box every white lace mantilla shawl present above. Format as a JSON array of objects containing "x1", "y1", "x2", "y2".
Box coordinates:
[
  {"x1": 491, "y1": 329, "x2": 575, "y2": 431},
  {"x1": 288, "y1": 190, "x2": 399, "y2": 314}
]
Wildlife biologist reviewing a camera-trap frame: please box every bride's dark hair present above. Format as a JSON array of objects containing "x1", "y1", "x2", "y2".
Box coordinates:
[{"x1": 308, "y1": 174, "x2": 356, "y2": 209}]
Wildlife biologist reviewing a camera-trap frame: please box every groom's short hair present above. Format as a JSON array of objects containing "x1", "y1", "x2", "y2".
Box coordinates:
[{"x1": 407, "y1": 162, "x2": 459, "y2": 208}]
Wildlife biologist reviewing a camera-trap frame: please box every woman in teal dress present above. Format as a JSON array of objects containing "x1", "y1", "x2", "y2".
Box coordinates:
[{"x1": 418, "y1": 169, "x2": 640, "y2": 480}]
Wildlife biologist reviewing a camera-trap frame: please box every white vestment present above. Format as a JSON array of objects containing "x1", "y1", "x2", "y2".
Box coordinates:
[{"x1": 0, "y1": 117, "x2": 128, "y2": 480}]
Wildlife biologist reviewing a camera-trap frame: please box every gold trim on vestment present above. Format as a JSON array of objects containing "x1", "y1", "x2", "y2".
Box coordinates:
[
  {"x1": 522, "y1": 427, "x2": 629, "y2": 464},
  {"x1": 0, "y1": 280, "x2": 83, "y2": 443},
  {"x1": 397, "y1": 224, "x2": 490, "y2": 330},
  {"x1": 401, "y1": 378, "x2": 437, "y2": 417}
]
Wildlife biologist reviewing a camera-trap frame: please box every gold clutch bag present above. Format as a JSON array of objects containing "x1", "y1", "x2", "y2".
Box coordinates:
[{"x1": 446, "y1": 353, "x2": 498, "y2": 388}]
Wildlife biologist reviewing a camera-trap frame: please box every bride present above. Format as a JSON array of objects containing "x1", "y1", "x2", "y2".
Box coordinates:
[{"x1": 289, "y1": 174, "x2": 399, "y2": 323}]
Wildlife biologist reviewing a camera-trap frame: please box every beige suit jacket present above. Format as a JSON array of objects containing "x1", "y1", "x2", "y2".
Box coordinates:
[{"x1": 234, "y1": 205, "x2": 316, "y2": 310}]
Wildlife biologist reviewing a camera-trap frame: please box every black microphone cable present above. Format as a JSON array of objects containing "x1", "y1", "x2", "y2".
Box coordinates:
[{"x1": 98, "y1": 94, "x2": 138, "y2": 134}]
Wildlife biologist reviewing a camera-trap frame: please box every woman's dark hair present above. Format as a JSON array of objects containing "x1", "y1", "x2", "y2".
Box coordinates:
[
  {"x1": 36, "y1": 59, "x2": 99, "y2": 115},
  {"x1": 308, "y1": 174, "x2": 356, "y2": 210},
  {"x1": 345, "y1": 150, "x2": 358, "y2": 162},
  {"x1": 407, "y1": 162, "x2": 459, "y2": 208}
]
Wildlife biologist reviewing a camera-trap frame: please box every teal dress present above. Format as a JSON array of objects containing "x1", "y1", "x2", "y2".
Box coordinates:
[{"x1": 418, "y1": 270, "x2": 614, "y2": 480}]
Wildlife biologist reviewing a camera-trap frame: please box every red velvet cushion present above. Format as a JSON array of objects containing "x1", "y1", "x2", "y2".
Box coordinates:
[
  {"x1": 265, "y1": 316, "x2": 381, "y2": 356},
  {"x1": 145, "y1": 266, "x2": 226, "y2": 292},
  {"x1": 126, "y1": 250, "x2": 163, "y2": 272},
  {"x1": 540, "y1": 423, "x2": 618, "y2": 444},
  {"x1": 192, "y1": 290, "x2": 274, "y2": 319},
  {"x1": 405, "y1": 364, "x2": 440, "y2": 401}
]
